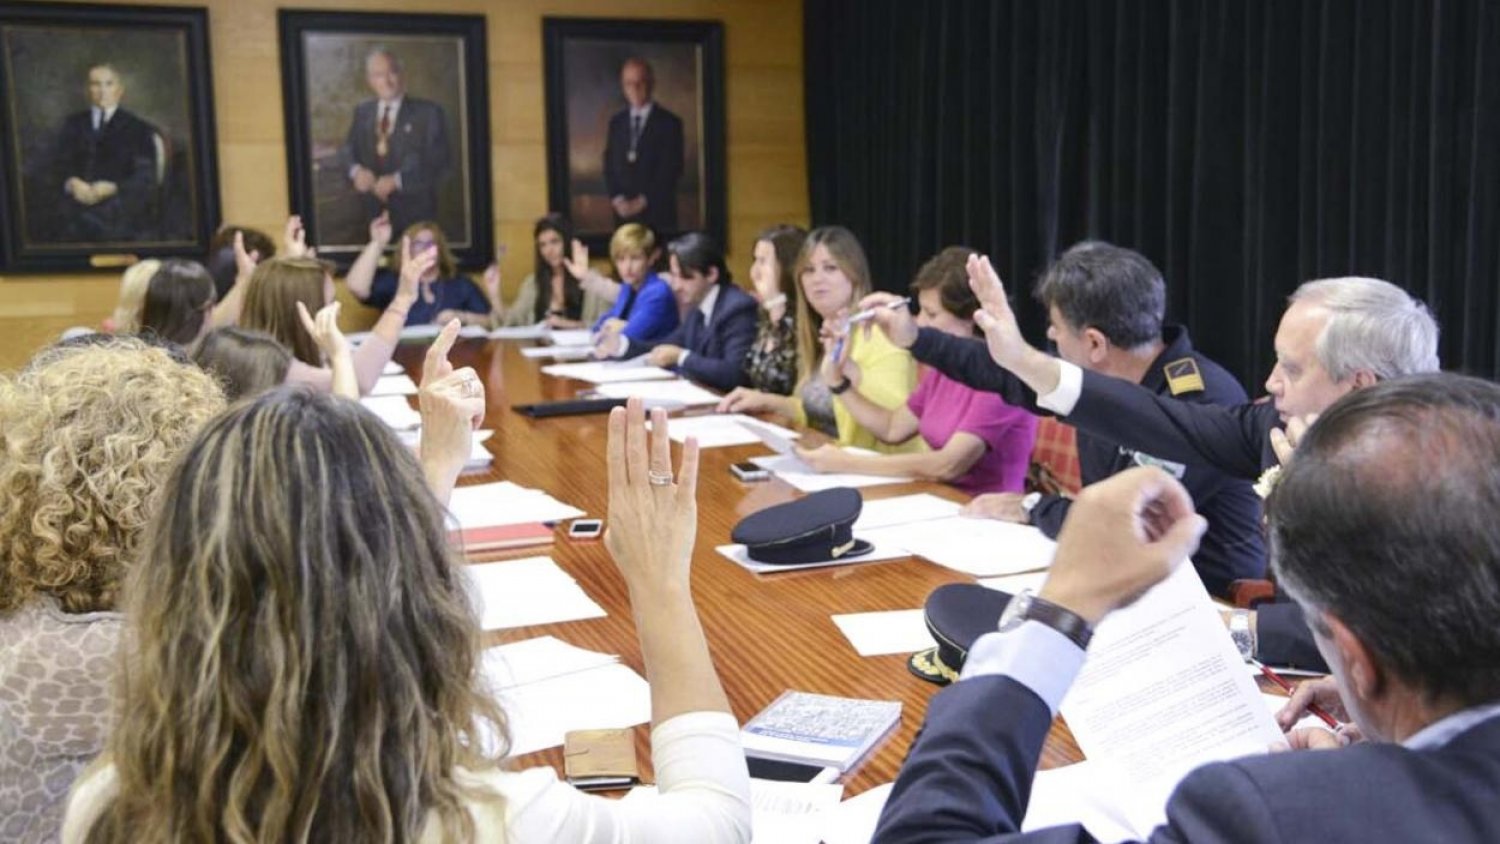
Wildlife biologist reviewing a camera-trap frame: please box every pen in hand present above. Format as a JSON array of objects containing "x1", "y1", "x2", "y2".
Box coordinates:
[
  {"x1": 845, "y1": 297, "x2": 912, "y2": 327},
  {"x1": 1256, "y1": 660, "x2": 1341, "y2": 731}
]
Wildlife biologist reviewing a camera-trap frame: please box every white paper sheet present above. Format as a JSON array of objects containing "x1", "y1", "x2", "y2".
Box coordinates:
[
  {"x1": 493, "y1": 663, "x2": 651, "y2": 756},
  {"x1": 894, "y1": 516, "x2": 1057, "y2": 577},
  {"x1": 749, "y1": 453, "x2": 912, "y2": 492},
  {"x1": 489, "y1": 322, "x2": 548, "y2": 340},
  {"x1": 462, "y1": 556, "x2": 606, "y2": 631},
  {"x1": 977, "y1": 570, "x2": 1052, "y2": 595},
  {"x1": 819, "y1": 783, "x2": 894, "y2": 844},
  {"x1": 739, "y1": 418, "x2": 799, "y2": 455},
  {"x1": 541, "y1": 361, "x2": 678, "y2": 383},
  {"x1": 853, "y1": 494, "x2": 962, "y2": 530},
  {"x1": 480, "y1": 635, "x2": 619, "y2": 689},
  {"x1": 1022, "y1": 762, "x2": 1136, "y2": 842},
  {"x1": 646, "y1": 414, "x2": 803, "y2": 448},
  {"x1": 446, "y1": 481, "x2": 586, "y2": 529},
  {"x1": 831, "y1": 609, "x2": 932, "y2": 656},
  {"x1": 546, "y1": 328, "x2": 594, "y2": 347},
  {"x1": 360, "y1": 395, "x2": 422, "y2": 430},
  {"x1": 593, "y1": 379, "x2": 723, "y2": 407},
  {"x1": 382, "y1": 360, "x2": 405, "y2": 375},
  {"x1": 369, "y1": 372, "x2": 419, "y2": 396},
  {"x1": 622, "y1": 780, "x2": 845, "y2": 844},
  {"x1": 520, "y1": 344, "x2": 593, "y2": 360},
  {"x1": 1056, "y1": 564, "x2": 1284, "y2": 837}
]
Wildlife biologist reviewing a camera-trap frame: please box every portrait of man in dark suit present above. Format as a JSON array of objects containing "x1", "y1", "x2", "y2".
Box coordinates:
[
  {"x1": 338, "y1": 47, "x2": 451, "y2": 237},
  {"x1": 602, "y1": 57, "x2": 684, "y2": 234},
  {"x1": 51, "y1": 63, "x2": 159, "y2": 243}
]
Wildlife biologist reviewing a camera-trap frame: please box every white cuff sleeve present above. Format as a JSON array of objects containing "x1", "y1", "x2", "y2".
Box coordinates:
[
  {"x1": 960, "y1": 621, "x2": 1087, "y2": 715},
  {"x1": 676, "y1": 350, "x2": 691, "y2": 367},
  {"x1": 1036, "y1": 360, "x2": 1085, "y2": 416},
  {"x1": 613, "y1": 336, "x2": 632, "y2": 358}
]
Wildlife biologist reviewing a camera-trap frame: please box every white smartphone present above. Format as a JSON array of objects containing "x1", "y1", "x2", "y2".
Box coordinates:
[{"x1": 567, "y1": 519, "x2": 604, "y2": 540}]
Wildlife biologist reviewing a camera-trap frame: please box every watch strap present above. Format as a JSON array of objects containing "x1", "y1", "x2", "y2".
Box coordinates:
[
  {"x1": 1021, "y1": 596, "x2": 1094, "y2": 650},
  {"x1": 828, "y1": 377, "x2": 853, "y2": 395}
]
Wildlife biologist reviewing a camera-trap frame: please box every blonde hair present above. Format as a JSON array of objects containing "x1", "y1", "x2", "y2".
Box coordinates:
[
  {"x1": 109, "y1": 259, "x2": 160, "y2": 333},
  {"x1": 401, "y1": 220, "x2": 458, "y2": 280},
  {"x1": 609, "y1": 222, "x2": 656, "y2": 264},
  {"x1": 86, "y1": 389, "x2": 507, "y2": 843},
  {"x1": 0, "y1": 338, "x2": 225, "y2": 614},
  {"x1": 792, "y1": 226, "x2": 872, "y2": 387},
  {"x1": 241, "y1": 257, "x2": 331, "y2": 366}
]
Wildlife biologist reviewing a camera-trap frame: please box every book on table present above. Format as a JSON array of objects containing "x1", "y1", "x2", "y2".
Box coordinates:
[
  {"x1": 741, "y1": 690, "x2": 901, "y2": 772},
  {"x1": 452, "y1": 522, "x2": 555, "y2": 553}
]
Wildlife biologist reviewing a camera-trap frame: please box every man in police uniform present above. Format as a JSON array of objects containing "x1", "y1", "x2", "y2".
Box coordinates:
[
  {"x1": 864, "y1": 241, "x2": 1264, "y2": 605},
  {"x1": 960, "y1": 255, "x2": 1439, "y2": 670}
]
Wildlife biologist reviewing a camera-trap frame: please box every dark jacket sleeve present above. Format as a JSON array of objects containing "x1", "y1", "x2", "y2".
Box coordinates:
[
  {"x1": 677, "y1": 296, "x2": 758, "y2": 392},
  {"x1": 1029, "y1": 495, "x2": 1071, "y2": 539},
  {"x1": 873, "y1": 676, "x2": 1060, "y2": 843},
  {"x1": 1068, "y1": 370, "x2": 1273, "y2": 481},
  {"x1": 1255, "y1": 601, "x2": 1328, "y2": 672},
  {"x1": 909, "y1": 329, "x2": 1046, "y2": 412}
]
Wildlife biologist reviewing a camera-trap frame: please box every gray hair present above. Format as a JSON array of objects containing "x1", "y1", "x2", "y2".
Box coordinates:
[
  {"x1": 1289, "y1": 277, "x2": 1439, "y2": 381},
  {"x1": 364, "y1": 46, "x2": 403, "y2": 74}
]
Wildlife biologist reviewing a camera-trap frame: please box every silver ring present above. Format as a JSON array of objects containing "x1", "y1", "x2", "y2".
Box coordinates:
[
  {"x1": 463, "y1": 377, "x2": 480, "y2": 398},
  {"x1": 647, "y1": 469, "x2": 673, "y2": 486}
]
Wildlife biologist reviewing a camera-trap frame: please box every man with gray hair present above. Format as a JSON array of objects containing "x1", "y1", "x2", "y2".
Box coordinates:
[{"x1": 956, "y1": 261, "x2": 1440, "y2": 670}]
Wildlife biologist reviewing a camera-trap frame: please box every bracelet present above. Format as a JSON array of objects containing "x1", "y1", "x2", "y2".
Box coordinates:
[{"x1": 829, "y1": 378, "x2": 853, "y2": 395}]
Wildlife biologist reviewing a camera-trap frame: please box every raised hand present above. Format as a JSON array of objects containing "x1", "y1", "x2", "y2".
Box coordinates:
[
  {"x1": 855, "y1": 292, "x2": 919, "y2": 349},
  {"x1": 563, "y1": 238, "x2": 591, "y2": 279},
  {"x1": 232, "y1": 230, "x2": 259, "y2": 279},
  {"x1": 604, "y1": 399, "x2": 700, "y2": 596},
  {"x1": 1040, "y1": 467, "x2": 1208, "y2": 626},
  {"x1": 418, "y1": 319, "x2": 486, "y2": 502},
  {"x1": 369, "y1": 211, "x2": 393, "y2": 248},
  {"x1": 483, "y1": 261, "x2": 502, "y2": 305},
  {"x1": 398, "y1": 235, "x2": 437, "y2": 303},
  {"x1": 296, "y1": 300, "x2": 355, "y2": 398},
  {"x1": 1270, "y1": 413, "x2": 1318, "y2": 468},
  {"x1": 283, "y1": 214, "x2": 312, "y2": 259},
  {"x1": 967, "y1": 254, "x2": 1031, "y2": 370}
]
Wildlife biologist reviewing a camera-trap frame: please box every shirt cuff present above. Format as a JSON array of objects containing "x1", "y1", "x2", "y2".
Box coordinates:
[
  {"x1": 677, "y1": 350, "x2": 691, "y2": 367},
  {"x1": 613, "y1": 336, "x2": 632, "y2": 358},
  {"x1": 1035, "y1": 360, "x2": 1084, "y2": 416},
  {"x1": 959, "y1": 620, "x2": 1086, "y2": 715}
]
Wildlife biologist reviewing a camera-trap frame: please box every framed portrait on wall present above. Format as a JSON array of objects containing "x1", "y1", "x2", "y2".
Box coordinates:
[
  {"x1": 0, "y1": 2, "x2": 220, "y2": 273},
  {"x1": 543, "y1": 17, "x2": 726, "y2": 249},
  {"x1": 278, "y1": 11, "x2": 492, "y2": 269}
]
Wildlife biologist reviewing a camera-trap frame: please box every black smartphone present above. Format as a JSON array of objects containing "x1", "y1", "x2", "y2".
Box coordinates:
[
  {"x1": 745, "y1": 755, "x2": 838, "y2": 783},
  {"x1": 730, "y1": 461, "x2": 771, "y2": 482},
  {"x1": 567, "y1": 519, "x2": 604, "y2": 540}
]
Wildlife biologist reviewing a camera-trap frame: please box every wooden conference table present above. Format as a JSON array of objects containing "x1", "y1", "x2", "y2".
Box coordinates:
[{"x1": 393, "y1": 336, "x2": 1086, "y2": 797}]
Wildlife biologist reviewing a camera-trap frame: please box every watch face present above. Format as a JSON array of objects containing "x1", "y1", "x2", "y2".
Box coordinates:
[{"x1": 996, "y1": 589, "x2": 1034, "y2": 632}]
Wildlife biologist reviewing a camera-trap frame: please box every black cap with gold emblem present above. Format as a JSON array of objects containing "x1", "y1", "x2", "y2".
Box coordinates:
[
  {"x1": 730, "y1": 487, "x2": 873, "y2": 565},
  {"x1": 907, "y1": 583, "x2": 1015, "y2": 685}
]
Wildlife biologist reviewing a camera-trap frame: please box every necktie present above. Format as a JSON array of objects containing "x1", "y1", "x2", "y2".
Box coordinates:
[
  {"x1": 376, "y1": 105, "x2": 391, "y2": 165},
  {"x1": 628, "y1": 114, "x2": 642, "y2": 163}
]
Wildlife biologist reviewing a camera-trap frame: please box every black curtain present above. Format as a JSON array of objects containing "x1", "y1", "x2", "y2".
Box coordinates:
[{"x1": 805, "y1": 0, "x2": 1500, "y2": 386}]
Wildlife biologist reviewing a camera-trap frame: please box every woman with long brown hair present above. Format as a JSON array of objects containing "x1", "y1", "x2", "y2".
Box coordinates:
[
  {"x1": 345, "y1": 214, "x2": 496, "y2": 327},
  {"x1": 63, "y1": 330, "x2": 750, "y2": 842}
]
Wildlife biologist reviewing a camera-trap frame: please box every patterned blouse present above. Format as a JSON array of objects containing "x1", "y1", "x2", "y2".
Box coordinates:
[
  {"x1": 0, "y1": 598, "x2": 123, "y2": 843},
  {"x1": 744, "y1": 314, "x2": 798, "y2": 396}
]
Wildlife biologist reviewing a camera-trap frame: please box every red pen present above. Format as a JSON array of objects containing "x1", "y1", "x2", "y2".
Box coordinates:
[{"x1": 1257, "y1": 661, "x2": 1340, "y2": 731}]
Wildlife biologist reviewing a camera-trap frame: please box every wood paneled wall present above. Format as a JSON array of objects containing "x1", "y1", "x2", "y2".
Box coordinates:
[{"x1": 0, "y1": 0, "x2": 807, "y2": 370}]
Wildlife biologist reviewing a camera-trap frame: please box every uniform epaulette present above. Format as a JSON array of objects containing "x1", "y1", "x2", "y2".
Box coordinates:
[{"x1": 1164, "y1": 357, "x2": 1205, "y2": 395}]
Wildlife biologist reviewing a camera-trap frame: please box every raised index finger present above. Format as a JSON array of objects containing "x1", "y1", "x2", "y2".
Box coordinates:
[{"x1": 422, "y1": 318, "x2": 462, "y2": 386}]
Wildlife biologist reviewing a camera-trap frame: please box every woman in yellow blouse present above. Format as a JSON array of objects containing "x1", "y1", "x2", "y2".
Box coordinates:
[{"x1": 718, "y1": 226, "x2": 923, "y2": 453}]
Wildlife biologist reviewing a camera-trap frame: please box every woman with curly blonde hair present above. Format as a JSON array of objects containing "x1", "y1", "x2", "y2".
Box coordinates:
[
  {"x1": 63, "y1": 331, "x2": 749, "y2": 842},
  {"x1": 0, "y1": 337, "x2": 225, "y2": 843}
]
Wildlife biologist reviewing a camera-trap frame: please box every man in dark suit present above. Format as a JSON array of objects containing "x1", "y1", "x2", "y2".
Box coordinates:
[
  {"x1": 340, "y1": 47, "x2": 451, "y2": 236},
  {"x1": 602, "y1": 57, "x2": 684, "y2": 234},
  {"x1": 958, "y1": 259, "x2": 1440, "y2": 671},
  {"x1": 876, "y1": 373, "x2": 1500, "y2": 843},
  {"x1": 598, "y1": 232, "x2": 756, "y2": 392},
  {"x1": 52, "y1": 64, "x2": 158, "y2": 243}
]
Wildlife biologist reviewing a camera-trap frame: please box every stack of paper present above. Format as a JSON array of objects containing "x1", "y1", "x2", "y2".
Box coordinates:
[
  {"x1": 541, "y1": 360, "x2": 677, "y2": 383},
  {"x1": 489, "y1": 322, "x2": 548, "y2": 340},
  {"x1": 361, "y1": 395, "x2": 422, "y2": 430},
  {"x1": 520, "y1": 344, "x2": 592, "y2": 360},
  {"x1": 749, "y1": 453, "x2": 912, "y2": 492},
  {"x1": 646, "y1": 414, "x2": 802, "y2": 449},
  {"x1": 831, "y1": 609, "x2": 932, "y2": 656},
  {"x1": 446, "y1": 481, "x2": 585, "y2": 529},
  {"x1": 479, "y1": 636, "x2": 651, "y2": 756},
  {"x1": 547, "y1": 328, "x2": 594, "y2": 346},
  {"x1": 462, "y1": 556, "x2": 606, "y2": 630},
  {"x1": 853, "y1": 493, "x2": 961, "y2": 529},
  {"x1": 594, "y1": 379, "x2": 723, "y2": 407},
  {"x1": 370, "y1": 372, "x2": 419, "y2": 396}
]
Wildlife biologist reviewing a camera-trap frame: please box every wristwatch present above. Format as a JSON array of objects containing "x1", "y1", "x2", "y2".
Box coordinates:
[
  {"x1": 1229, "y1": 609, "x2": 1256, "y2": 661},
  {"x1": 1019, "y1": 491, "x2": 1042, "y2": 522},
  {"x1": 996, "y1": 589, "x2": 1094, "y2": 650}
]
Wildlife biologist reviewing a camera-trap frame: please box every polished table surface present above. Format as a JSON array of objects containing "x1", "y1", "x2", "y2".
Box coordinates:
[{"x1": 395, "y1": 337, "x2": 1086, "y2": 795}]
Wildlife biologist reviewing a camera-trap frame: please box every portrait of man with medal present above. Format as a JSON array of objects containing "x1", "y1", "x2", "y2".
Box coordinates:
[{"x1": 601, "y1": 56, "x2": 684, "y2": 234}]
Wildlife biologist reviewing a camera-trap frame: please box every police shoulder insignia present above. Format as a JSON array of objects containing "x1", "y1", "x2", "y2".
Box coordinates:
[{"x1": 1164, "y1": 358, "x2": 1206, "y2": 395}]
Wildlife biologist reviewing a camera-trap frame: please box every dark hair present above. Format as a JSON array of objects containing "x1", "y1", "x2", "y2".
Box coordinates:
[
  {"x1": 668, "y1": 231, "x2": 730, "y2": 285},
  {"x1": 139, "y1": 259, "x2": 215, "y2": 346},
  {"x1": 191, "y1": 327, "x2": 292, "y2": 400},
  {"x1": 1033, "y1": 241, "x2": 1165, "y2": 348},
  {"x1": 531, "y1": 213, "x2": 584, "y2": 323},
  {"x1": 205, "y1": 226, "x2": 276, "y2": 302},
  {"x1": 910, "y1": 246, "x2": 980, "y2": 335},
  {"x1": 757, "y1": 223, "x2": 807, "y2": 305},
  {"x1": 1267, "y1": 373, "x2": 1500, "y2": 708}
]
